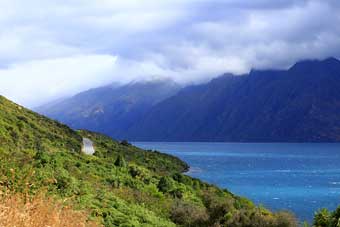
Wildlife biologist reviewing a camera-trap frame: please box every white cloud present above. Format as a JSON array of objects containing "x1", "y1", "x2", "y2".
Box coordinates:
[
  {"x1": 0, "y1": 55, "x2": 117, "y2": 106},
  {"x1": 0, "y1": 0, "x2": 339, "y2": 107}
]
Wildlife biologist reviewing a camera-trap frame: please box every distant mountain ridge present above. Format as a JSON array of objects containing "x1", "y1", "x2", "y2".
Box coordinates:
[
  {"x1": 37, "y1": 79, "x2": 181, "y2": 138},
  {"x1": 38, "y1": 57, "x2": 340, "y2": 142}
]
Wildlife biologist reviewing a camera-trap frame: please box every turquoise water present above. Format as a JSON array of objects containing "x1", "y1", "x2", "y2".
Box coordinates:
[{"x1": 134, "y1": 142, "x2": 340, "y2": 222}]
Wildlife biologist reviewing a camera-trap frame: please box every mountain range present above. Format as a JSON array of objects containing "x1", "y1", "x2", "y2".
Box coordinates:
[
  {"x1": 37, "y1": 79, "x2": 180, "y2": 138},
  {"x1": 37, "y1": 57, "x2": 340, "y2": 142}
]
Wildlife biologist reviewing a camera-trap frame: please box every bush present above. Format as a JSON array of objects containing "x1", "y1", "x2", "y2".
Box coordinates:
[
  {"x1": 169, "y1": 188, "x2": 184, "y2": 199},
  {"x1": 312, "y1": 206, "x2": 340, "y2": 227},
  {"x1": 120, "y1": 140, "x2": 130, "y2": 146},
  {"x1": 170, "y1": 201, "x2": 208, "y2": 227},
  {"x1": 54, "y1": 169, "x2": 79, "y2": 195},
  {"x1": 172, "y1": 173, "x2": 192, "y2": 185},
  {"x1": 114, "y1": 155, "x2": 127, "y2": 168},
  {"x1": 157, "y1": 177, "x2": 174, "y2": 193},
  {"x1": 314, "y1": 208, "x2": 331, "y2": 227},
  {"x1": 34, "y1": 150, "x2": 50, "y2": 167},
  {"x1": 202, "y1": 190, "x2": 233, "y2": 224},
  {"x1": 274, "y1": 211, "x2": 298, "y2": 227}
]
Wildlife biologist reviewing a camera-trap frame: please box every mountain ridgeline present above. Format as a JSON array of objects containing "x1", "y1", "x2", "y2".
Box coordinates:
[
  {"x1": 38, "y1": 57, "x2": 340, "y2": 142},
  {"x1": 128, "y1": 57, "x2": 340, "y2": 142},
  {"x1": 38, "y1": 79, "x2": 180, "y2": 138}
]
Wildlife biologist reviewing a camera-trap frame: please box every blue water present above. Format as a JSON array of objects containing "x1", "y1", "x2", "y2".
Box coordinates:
[{"x1": 134, "y1": 142, "x2": 340, "y2": 222}]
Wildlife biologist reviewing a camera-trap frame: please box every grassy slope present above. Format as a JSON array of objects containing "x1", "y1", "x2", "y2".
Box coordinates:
[
  {"x1": 0, "y1": 190, "x2": 99, "y2": 227},
  {"x1": 0, "y1": 96, "x2": 81, "y2": 153},
  {"x1": 0, "y1": 95, "x2": 299, "y2": 227}
]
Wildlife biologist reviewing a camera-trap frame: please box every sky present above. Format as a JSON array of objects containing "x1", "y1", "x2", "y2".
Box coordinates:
[{"x1": 0, "y1": 0, "x2": 340, "y2": 107}]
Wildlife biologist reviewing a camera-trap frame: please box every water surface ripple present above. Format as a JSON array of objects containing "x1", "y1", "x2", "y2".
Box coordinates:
[{"x1": 134, "y1": 142, "x2": 340, "y2": 221}]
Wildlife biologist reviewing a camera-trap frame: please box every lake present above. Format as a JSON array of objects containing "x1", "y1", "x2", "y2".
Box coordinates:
[{"x1": 134, "y1": 142, "x2": 340, "y2": 222}]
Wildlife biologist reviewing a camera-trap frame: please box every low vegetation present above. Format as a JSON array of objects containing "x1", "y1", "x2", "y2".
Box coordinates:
[
  {"x1": 0, "y1": 189, "x2": 99, "y2": 227},
  {"x1": 0, "y1": 95, "x2": 335, "y2": 227},
  {"x1": 313, "y1": 207, "x2": 340, "y2": 227}
]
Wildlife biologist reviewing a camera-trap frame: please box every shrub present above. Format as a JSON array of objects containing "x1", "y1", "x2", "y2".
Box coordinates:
[
  {"x1": 157, "y1": 177, "x2": 174, "y2": 193},
  {"x1": 114, "y1": 155, "x2": 127, "y2": 168},
  {"x1": 170, "y1": 201, "x2": 208, "y2": 226},
  {"x1": 329, "y1": 206, "x2": 340, "y2": 227},
  {"x1": 314, "y1": 208, "x2": 331, "y2": 227},
  {"x1": 120, "y1": 140, "x2": 130, "y2": 146},
  {"x1": 128, "y1": 165, "x2": 141, "y2": 178},
  {"x1": 172, "y1": 173, "x2": 192, "y2": 185},
  {"x1": 34, "y1": 150, "x2": 50, "y2": 167},
  {"x1": 274, "y1": 211, "x2": 298, "y2": 227},
  {"x1": 313, "y1": 206, "x2": 340, "y2": 227},
  {"x1": 54, "y1": 169, "x2": 79, "y2": 195},
  {"x1": 169, "y1": 188, "x2": 184, "y2": 199},
  {"x1": 202, "y1": 190, "x2": 234, "y2": 224}
]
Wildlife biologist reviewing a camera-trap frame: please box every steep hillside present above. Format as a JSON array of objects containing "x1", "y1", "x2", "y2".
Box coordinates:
[
  {"x1": 0, "y1": 95, "x2": 187, "y2": 174},
  {"x1": 0, "y1": 95, "x2": 82, "y2": 153},
  {"x1": 37, "y1": 79, "x2": 180, "y2": 139},
  {"x1": 0, "y1": 95, "x2": 299, "y2": 227},
  {"x1": 127, "y1": 57, "x2": 340, "y2": 142}
]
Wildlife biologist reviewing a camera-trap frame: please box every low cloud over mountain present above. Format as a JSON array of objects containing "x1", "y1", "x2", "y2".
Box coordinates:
[
  {"x1": 38, "y1": 58, "x2": 340, "y2": 142},
  {"x1": 1, "y1": 0, "x2": 340, "y2": 106}
]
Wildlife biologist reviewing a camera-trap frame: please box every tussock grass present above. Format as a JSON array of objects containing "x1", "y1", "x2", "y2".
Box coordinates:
[{"x1": 0, "y1": 191, "x2": 100, "y2": 227}]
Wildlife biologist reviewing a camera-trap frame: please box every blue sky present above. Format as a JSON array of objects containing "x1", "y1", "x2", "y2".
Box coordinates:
[{"x1": 0, "y1": 0, "x2": 340, "y2": 107}]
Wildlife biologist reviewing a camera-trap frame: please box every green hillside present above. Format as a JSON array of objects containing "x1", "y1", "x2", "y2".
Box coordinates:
[
  {"x1": 0, "y1": 95, "x2": 81, "y2": 153},
  {"x1": 0, "y1": 95, "x2": 302, "y2": 226}
]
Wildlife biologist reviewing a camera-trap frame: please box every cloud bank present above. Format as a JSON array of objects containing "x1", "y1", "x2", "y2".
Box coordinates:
[{"x1": 0, "y1": 0, "x2": 339, "y2": 107}]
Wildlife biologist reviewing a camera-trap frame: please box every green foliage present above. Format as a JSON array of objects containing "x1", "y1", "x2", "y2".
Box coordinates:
[
  {"x1": 114, "y1": 155, "x2": 127, "y2": 168},
  {"x1": 314, "y1": 208, "x2": 331, "y2": 227},
  {"x1": 0, "y1": 95, "x2": 302, "y2": 227},
  {"x1": 157, "y1": 176, "x2": 175, "y2": 193},
  {"x1": 170, "y1": 201, "x2": 208, "y2": 226},
  {"x1": 312, "y1": 206, "x2": 340, "y2": 227},
  {"x1": 0, "y1": 96, "x2": 81, "y2": 154},
  {"x1": 79, "y1": 130, "x2": 189, "y2": 174}
]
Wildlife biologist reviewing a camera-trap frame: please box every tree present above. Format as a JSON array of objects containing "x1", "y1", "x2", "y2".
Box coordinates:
[{"x1": 120, "y1": 140, "x2": 130, "y2": 146}]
